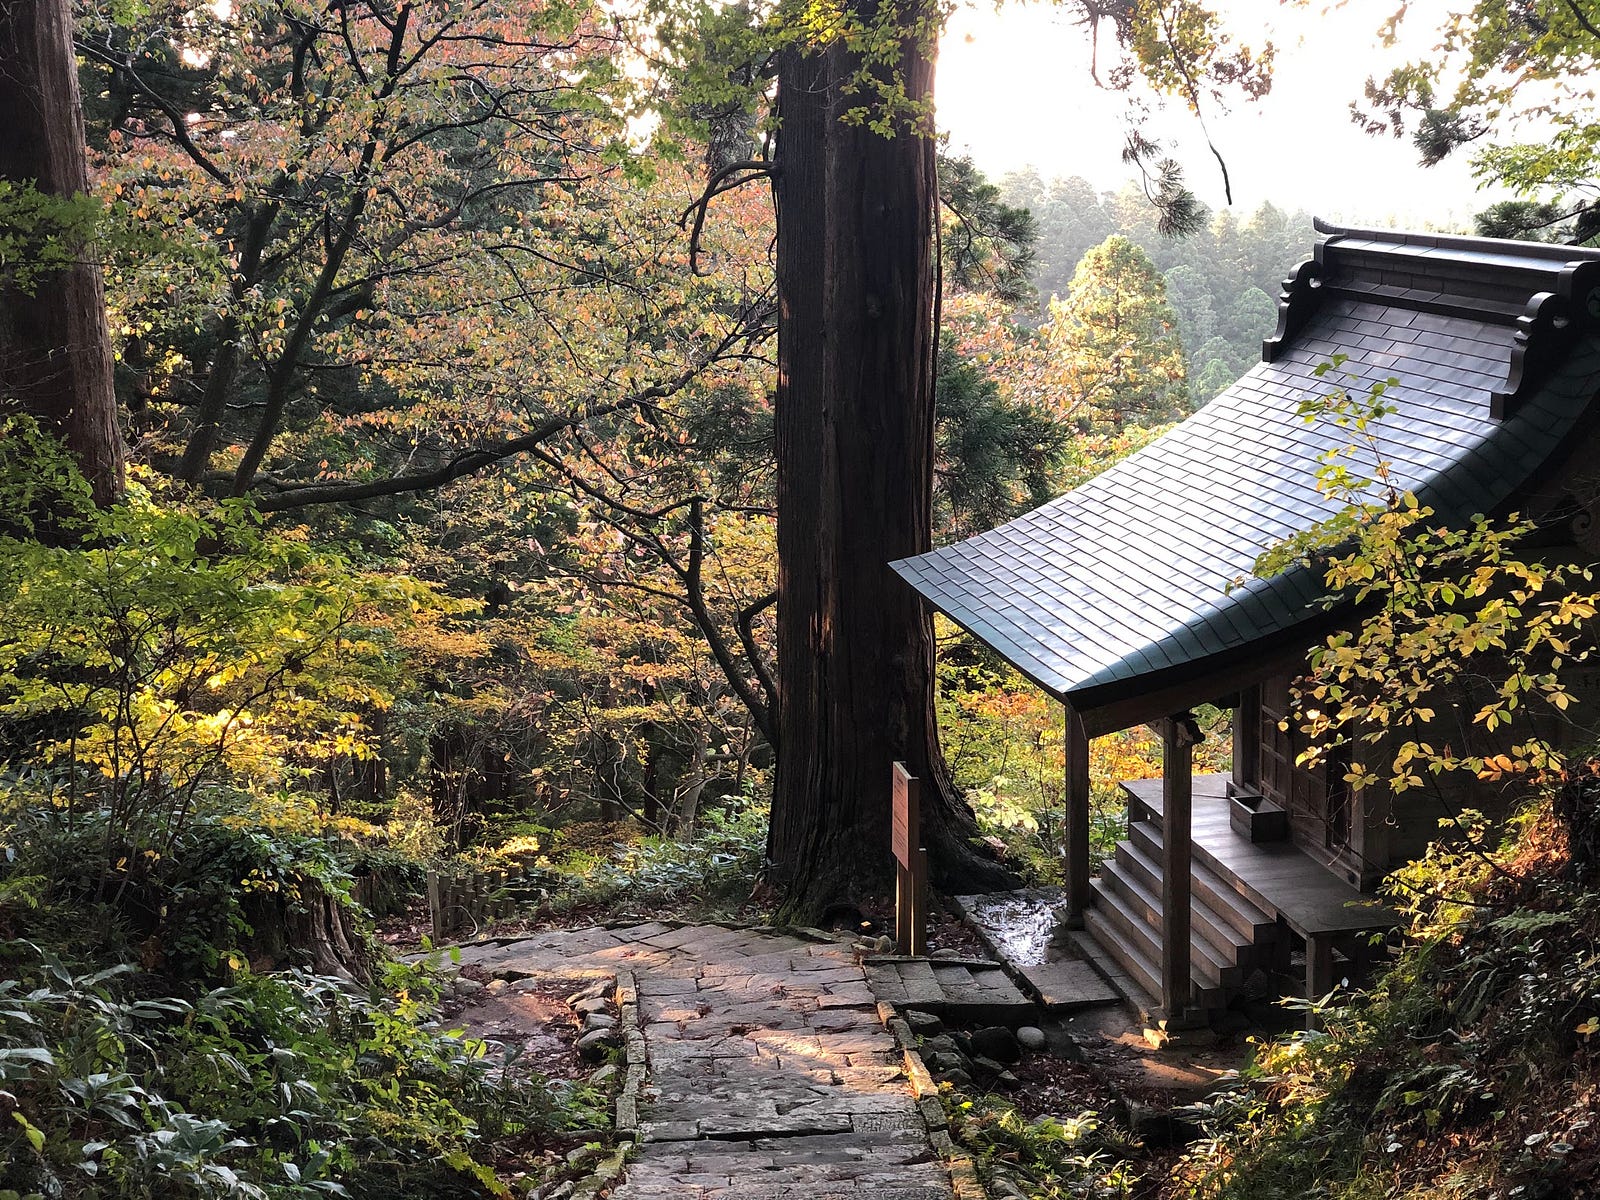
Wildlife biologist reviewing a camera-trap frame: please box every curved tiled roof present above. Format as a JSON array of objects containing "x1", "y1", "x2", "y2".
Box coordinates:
[{"x1": 892, "y1": 224, "x2": 1600, "y2": 718}]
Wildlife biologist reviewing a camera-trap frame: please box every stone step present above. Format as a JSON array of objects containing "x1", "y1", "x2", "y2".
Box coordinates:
[
  {"x1": 944, "y1": 892, "x2": 1123, "y2": 1013},
  {"x1": 863, "y1": 957, "x2": 1036, "y2": 1024},
  {"x1": 1065, "y1": 928, "x2": 1157, "y2": 1015},
  {"x1": 1013, "y1": 958, "x2": 1119, "y2": 1011}
]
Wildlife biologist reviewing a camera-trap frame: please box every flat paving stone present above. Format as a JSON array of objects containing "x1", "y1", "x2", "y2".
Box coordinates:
[
  {"x1": 471, "y1": 923, "x2": 951, "y2": 1199},
  {"x1": 865, "y1": 956, "x2": 1038, "y2": 1023},
  {"x1": 1018, "y1": 958, "x2": 1121, "y2": 1010}
]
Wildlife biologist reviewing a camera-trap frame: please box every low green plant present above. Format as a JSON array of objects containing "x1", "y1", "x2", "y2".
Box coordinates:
[
  {"x1": 0, "y1": 798, "x2": 371, "y2": 979},
  {"x1": 0, "y1": 942, "x2": 599, "y2": 1199},
  {"x1": 949, "y1": 1093, "x2": 1135, "y2": 1199},
  {"x1": 1175, "y1": 793, "x2": 1600, "y2": 1199},
  {"x1": 540, "y1": 800, "x2": 767, "y2": 916}
]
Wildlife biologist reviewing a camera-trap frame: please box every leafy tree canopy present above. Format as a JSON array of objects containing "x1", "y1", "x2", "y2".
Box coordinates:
[{"x1": 1355, "y1": 0, "x2": 1600, "y2": 242}]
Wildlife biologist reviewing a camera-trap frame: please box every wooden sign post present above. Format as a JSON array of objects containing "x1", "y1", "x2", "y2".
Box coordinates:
[{"x1": 892, "y1": 762, "x2": 927, "y2": 956}]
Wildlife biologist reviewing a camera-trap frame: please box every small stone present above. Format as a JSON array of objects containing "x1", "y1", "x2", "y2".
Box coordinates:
[
  {"x1": 565, "y1": 1145, "x2": 600, "y2": 1169},
  {"x1": 925, "y1": 1050, "x2": 966, "y2": 1074},
  {"x1": 971, "y1": 1055, "x2": 1007, "y2": 1078},
  {"x1": 922, "y1": 1033, "x2": 960, "y2": 1058},
  {"x1": 566, "y1": 982, "x2": 609, "y2": 1006},
  {"x1": 991, "y1": 1178, "x2": 1027, "y2": 1200},
  {"x1": 485, "y1": 978, "x2": 508, "y2": 994},
  {"x1": 1016, "y1": 1025, "x2": 1047, "y2": 1052},
  {"x1": 968, "y1": 1025, "x2": 1021, "y2": 1065},
  {"x1": 573, "y1": 995, "x2": 611, "y2": 1016},
  {"x1": 930, "y1": 947, "x2": 962, "y2": 959},
  {"x1": 453, "y1": 977, "x2": 486, "y2": 997},
  {"x1": 582, "y1": 1012, "x2": 619, "y2": 1033},
  {"x1": 576, "y1": 1028, "x2": 617, "y2": 1062},
  {"x1": 906, "y1": 1010, "x2": 944, "y2": 1037},
  {"x1": 874, "y1": 935, "x2": 895, "y2": 954},
  {"x1": 588, "y1": 1064, "x2": 620, "y2": 1087},
  {"x1": 934, "y1": 1068, "x2": 972, "y2": 1089},
  {"x1": 996, "y1": 1070, "x2": 1020, "y2": 1089}
]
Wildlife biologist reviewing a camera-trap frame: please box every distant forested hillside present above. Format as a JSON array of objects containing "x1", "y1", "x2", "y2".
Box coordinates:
[{"x1": 999, "y1": 171, "x2": 1315, "y2": 405}]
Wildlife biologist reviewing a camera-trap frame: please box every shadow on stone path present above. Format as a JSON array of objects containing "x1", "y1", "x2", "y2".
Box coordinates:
[{"x1": 454, "y1": 923, "x2": 953, "y2": 1200}]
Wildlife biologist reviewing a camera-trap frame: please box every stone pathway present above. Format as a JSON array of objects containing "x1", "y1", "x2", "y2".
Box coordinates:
[{"x1": 454, "y1": 923, "x2": 954, "y2": 1200}]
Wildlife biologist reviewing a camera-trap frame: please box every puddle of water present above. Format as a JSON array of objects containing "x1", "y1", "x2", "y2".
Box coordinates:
[{"x1": 963, "y1": 891, "x2": 1067, "y2": 966}]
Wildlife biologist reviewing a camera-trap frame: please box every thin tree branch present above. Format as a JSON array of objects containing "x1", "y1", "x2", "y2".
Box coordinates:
[
  {"x1": 679, "y1": 159, "x2": 775, "y2": 276},
  {"x1": 75, "y1": 38, "x2": 233, "y2": 186}
]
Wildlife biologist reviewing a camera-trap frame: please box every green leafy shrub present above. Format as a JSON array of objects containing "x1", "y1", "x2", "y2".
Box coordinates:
[
  {"x1": 1175, "y1": 794, "x2": 1600, "y2": 1199},
  {"x1": 0, "y1": 419, "x2": 443, "y2": 869},
  {"x1": 540, "y1": 800, "x2": 767, "y2": 916},
  {"x1": 0, "y1": 800, "x2": 376, "y2": 980},
  {"x1": 949, "y1": 1094, "x2": 1134, "y2": 1199},
  {"x1": 0, "y1": 943, "x2": 597, "y2": 1199}
]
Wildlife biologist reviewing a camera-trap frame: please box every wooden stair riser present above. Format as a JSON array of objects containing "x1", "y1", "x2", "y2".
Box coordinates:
[
  {"x1": 1112, "y1": 840, "x2": 1279, "y2": 969},
  {"x1": 1088, "y1": 876, "x2": 1235, "y2": 992},
  {"x1": 1083, "y1": 907, "x2": 1222, "y2": 1011},
  {"x1": 1100, "y1": 857, "x2": 1252, "y2": 976},
  {"x1": 1128, "y1": 822, "x2": 1279, "y2": 944},
  {"x1": 1082, "y1": 908, "x2": 1162, "y2": 1005}
]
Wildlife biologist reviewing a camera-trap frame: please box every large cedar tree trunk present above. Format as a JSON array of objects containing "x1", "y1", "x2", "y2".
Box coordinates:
[
  {"x1": 0, "y1": 0, "x2": 124, "y2": 503},
  {"x1": 766, "y1": 6, "x2": 1016, "y2": 919}
]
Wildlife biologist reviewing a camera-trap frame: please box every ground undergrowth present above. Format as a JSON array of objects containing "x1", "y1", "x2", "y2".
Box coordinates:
[
  {"x1": 0, "y1": 809, "x2": 613, "y2": 1200},
  {"x1": 933, "y1": 791, "x2": 1600, "y2": 1200},
  {"x1": 1164, "y1": 799, "x2": 1600, "y2": 1200}
]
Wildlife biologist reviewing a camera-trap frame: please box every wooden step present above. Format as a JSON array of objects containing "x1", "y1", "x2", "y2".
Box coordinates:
[
  {"x1": 1112, "y1": 839, "x2": 1272, "y2": 970},
  {"x1": 1083, "y1": 907, "x2": 1162, "y2": 1003},
  {"x1": 1065, "y1": 928, "x2": 1157, "y2": 1014},
  {"x1": 1090, "y1": 876, "x2": 1235, "y2": 991},
  {"x1": 1128, "y1": 822, "x2": 1279, "y2": 945},
  {"x1": 1082, "y1": 907, "x2": 1222, "y2": 1012},
  {"x1": 1100, "y1": 854, "x2": 1250, "y2": 975}
]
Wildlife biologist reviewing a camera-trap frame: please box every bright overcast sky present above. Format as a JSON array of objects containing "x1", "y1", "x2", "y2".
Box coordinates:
[{"x1": 937, "y1": 0, "x2": 1507, "y2": 230}]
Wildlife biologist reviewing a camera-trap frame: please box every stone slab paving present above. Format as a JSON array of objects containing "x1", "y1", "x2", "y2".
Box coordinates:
[
  {"x1": 453, "y1": 925, "x2": 953, "y2": 1200},
  {"x1": 862, "y1": 956, "x2": 1038, "y2": 1024}
]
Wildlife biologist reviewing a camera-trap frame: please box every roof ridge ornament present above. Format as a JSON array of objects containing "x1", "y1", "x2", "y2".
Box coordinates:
[
  {"x1": 1491, "y1": 259, "x2": 1600, "y2": 420},
  {"x1": 1262, "y1": 257, "x2": 1324, "y2": 364}
]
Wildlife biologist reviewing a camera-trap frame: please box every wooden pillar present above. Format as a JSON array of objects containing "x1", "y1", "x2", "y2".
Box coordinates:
[
  {"x1": 1306, "y1": 933, "x2": 1335, "y2": 1031},
  {"x1": 1232, "y1": 684, "x2": 1261, "y2": 789},
  {"x1": 1064, "y1": 705, "x2": 1091, "y2": 928},
  {"x1": 427, "y1": 870, "x2": 444, "y2": 942},
  {"x1": 1160, "y1": 714, "x2": 1202, "y2": 1021}
]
